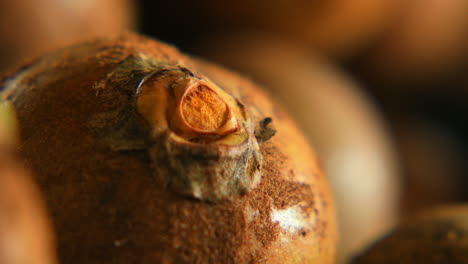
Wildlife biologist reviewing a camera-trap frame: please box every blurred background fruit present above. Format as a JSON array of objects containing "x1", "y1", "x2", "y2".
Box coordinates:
[
  {"x1": 193, "y1": 32, "x2": 400, "y2": 263},
  {"x1": 0, "y1": 0, "x2": 136, "y2": 70},
  {"x1": 1, "y1": 0, "x2": 468, "y2": 262},
  {"x1": 138, "y1": 0, "x2": 402, "y2": 59},
  {"x1": 353, "y1": 0, "x2": 468, "y2": 94},
  {"x1": 352, "y1": 205, "x2": 468, "y2": 264},
  {"x1": 393, "y1": 117, "x2": 468, "y2": 215},
  {"x1": 0, "y1": 102, "x2": 57, "y2": 264}
]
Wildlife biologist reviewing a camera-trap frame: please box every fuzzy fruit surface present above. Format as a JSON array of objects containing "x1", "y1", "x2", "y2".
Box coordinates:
[{"x1": 1, "y1": 33, "x2": 337, "y2": 264}]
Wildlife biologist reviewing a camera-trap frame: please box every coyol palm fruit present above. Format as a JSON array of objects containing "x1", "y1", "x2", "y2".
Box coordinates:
[
  {"x1": 0, "y1": 102, "x2": 57, "y2": 264},
  {"x1": 0, "y1": 0, "x2": 135, "y2": 70},
  {"x1": 358, "y1": 0, "x2": 468, "y2": 88},
  {"x1": 141, "y1": 0, "x2": 402, "y2": 59},
  {"x1": 353, "y1": 205, "x2": 468, "y2": 264},
  {"x1": 195, "y1": 33, "x2": 400, "y2": 263},
  {"x1": 1, "y1": 34, "x2": 337, "y2": 263}
]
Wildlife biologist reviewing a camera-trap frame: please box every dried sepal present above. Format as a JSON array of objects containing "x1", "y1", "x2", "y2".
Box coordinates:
[
  {"x1": 87, "y1": 54, "x2": 264, "y2": 202},
  {"x1": 137, "y1": 67, "x2": 263, "y2": 202}
]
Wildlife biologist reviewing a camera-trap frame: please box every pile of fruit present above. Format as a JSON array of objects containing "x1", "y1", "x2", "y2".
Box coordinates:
[{"x1": 1, "y1": 1, "x2": 468, "y2": 263}]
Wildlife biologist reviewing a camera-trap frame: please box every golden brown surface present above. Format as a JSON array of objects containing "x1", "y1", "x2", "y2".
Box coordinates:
[
  {"x1": 194, "y1": 32, "x2": 400, "y2": 263},
  {"x1": 0, "y1": 162, "x2": 57, "y2": 264},
  {"x1": 0, "y1": 102, "x2": 57, "y2": 264},
  {"x1": 1, "y1": 33, "x2": 337, "y2": 263}
]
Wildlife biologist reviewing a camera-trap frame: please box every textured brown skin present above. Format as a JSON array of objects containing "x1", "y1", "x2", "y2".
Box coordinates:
[
  {"x1": 1, "y1": 34, "x2": 337, "y2": 263},
  {"x1": 195, "y1": 32, "x2": 400, "y2": 263},
  {"x1": 352, "y1": 205, "x2": 468, "y2": 264},
  {"x1": 0, "y1": 107, "x2": 57, "y2": 264}
]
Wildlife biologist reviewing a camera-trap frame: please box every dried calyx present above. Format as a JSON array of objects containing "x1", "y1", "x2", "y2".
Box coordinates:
[
  {"x1": 69, "y1": 53, "x2": 268, "y2": 203},
  {"x1": 136, "y1": 66, "x2": 263, "y2": 202},
  {"x1": 138, "y1": 68, "x2": 242, "y2": 141},
  {"x1": 170, "y1": 78, "x2": 237, "y2": 139}
]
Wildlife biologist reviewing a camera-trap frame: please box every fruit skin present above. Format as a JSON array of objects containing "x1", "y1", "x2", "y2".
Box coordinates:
[
  {"x1": 1, "y1": 33, "x2": 337, "y2": 263},
  {"x1": 0, "y1": 102, "x2": 57, "y2": 264},
  {"x1": 195, "y1": 32, "x2": 400, "y2": 263},
  {"x1": 0, "y1": 0, "x2": 135, "y2": 70},
  {"x1": 352, "y1": 205, "x2": 468, "y2": 264}
]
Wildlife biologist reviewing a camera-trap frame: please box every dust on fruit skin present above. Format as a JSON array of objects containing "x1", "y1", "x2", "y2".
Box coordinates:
[{"x1": 1, "y1": 33, "x2": 337, "y2": 264}]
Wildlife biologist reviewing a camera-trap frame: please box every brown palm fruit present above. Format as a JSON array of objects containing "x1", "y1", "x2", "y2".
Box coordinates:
[
  {"x1": 0, "y1": 0, "x2": 136, "y2": 70},
  {"x1": 1, "y1": 33, "x2": 337, "y2": 264},
  {"x1": 0, "y1": 101, "x2": 57, "y2": 264},
  {"x1": 140, "y1": 0, "x2": 402, "y2": 59},
  {"x1": 357, "y1": 0, "x2": 468, "y2": 90},
  {"x1": 194, "y1": 32, "x2": 400, "y2": 263},
  {"x1": 352, "y1": 205, "x2": 468, "y2": 264}
]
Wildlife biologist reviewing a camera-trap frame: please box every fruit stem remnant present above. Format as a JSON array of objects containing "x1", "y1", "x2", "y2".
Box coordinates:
[
  {"x1": 134, "y1": 65, "x2": 264, "y2": 202},
  {"x1": 171, "y1": 78, "x2": 237, "y2": 139}
]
